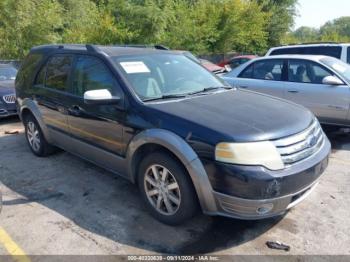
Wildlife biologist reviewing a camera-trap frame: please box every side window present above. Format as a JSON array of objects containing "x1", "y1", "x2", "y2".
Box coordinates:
[
  {"x1": 72, "y1": 56, "x2": 122, "y2": 97},
  {"x1": 45, "y1": 55, "x2": 73, "y2": 91},
  {"x1": 252, "y1": 60, "x2": 283, "y2": 81},
  {"x1": 239, "y1": 63, "x2": 253, "y2": 78},
  {"x1": 288, "y1": 60, "x2": 332, "y2": 84},
  {"x1": 34, "y1": 65, "x2": 46, "y2": 86},
  {"x1": 16, "y1": 53, "x2": 43, "y2": 89},
  {"x1": 347, "y1": 47, "x2": 350, "y2": 64}
]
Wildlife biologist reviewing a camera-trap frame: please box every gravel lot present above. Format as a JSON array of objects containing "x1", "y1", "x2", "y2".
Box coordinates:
[{"x1": 0, "y1": 116, "x2": 349, "y2": 257}]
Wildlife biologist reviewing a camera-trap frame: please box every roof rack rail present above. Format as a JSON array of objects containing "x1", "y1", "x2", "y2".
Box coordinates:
[
  {"x1": 86, "y1": 44, "x2": 100, "y2": 52},
  {"x1": 113, "y1": 44, "x2": 169, "y2": 50},
  {"x1": 281, "y1": 41, "x2": 340, "y2": 47}
]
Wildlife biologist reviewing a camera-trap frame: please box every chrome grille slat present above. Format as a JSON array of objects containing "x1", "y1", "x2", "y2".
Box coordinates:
[
  {"x1": 281, "y1": 135, "x2": 324, "y2": 164},
  {"x1": 273, "y1": 119, "x2": 324, "y2": 166},
  {"x1": 3, "y1": 94, "x2": 16, "y2": 104},
  {"x1": 273, "y1": 120, "x2": 318, "y2": 147},
  {"x1": 277, "y1": 126, "x2": 323, "y2": 156}
]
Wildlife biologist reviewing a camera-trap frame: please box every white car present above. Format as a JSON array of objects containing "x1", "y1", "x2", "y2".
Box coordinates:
[
  {"x1": 266, "y1": 43, "x2": 350, "y2": 64},
  {"x1": 222, "y1": 55, "x2": 350, "y2": 127}
]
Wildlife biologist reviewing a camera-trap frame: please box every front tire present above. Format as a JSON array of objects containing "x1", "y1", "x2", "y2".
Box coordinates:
[
  {"x1": 24, "y1": 114, "x2": 55, "y2": 157},
  {"x1": 138, "y1": 152, "x2": 198, "y2": 225}
]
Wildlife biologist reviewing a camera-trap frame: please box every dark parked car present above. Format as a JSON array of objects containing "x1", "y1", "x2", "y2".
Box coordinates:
[
  {"x1": 218, "y1": 55, "x2": 257, "y2": 70},
  {"x1": 16, "y1": 44, "x2": 330, "y2": 225},
  {"x1": 0, "y1": 64, "x2": 17, "y2": 118}
]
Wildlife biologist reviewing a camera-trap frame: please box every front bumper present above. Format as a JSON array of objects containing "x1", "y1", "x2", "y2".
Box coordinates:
[
  {"x1": 0, "y1": 101, "x2": 17, "y2": 118},
  {"x1": 199, "y1": 137, "x2": 330, "y2": 219}
]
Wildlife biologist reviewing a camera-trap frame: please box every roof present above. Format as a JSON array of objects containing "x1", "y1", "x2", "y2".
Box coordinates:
[
  {"x1": 30, "y1": 44, "x2": 175, "y2": 57},
  {"x1": 269, "y1": 43, "x2": 350, "y2": 50},
  {"x1": 255, "y1": 54, "x2": 333, "y2": 62},
  {"x1": 233, "y1": 55, "x2": 257, "y2": 59},
  {"x1": 0, "y1": 63, "x2": 16, "y2": 68}
]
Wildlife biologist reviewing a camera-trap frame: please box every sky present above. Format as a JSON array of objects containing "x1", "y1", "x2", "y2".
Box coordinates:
[{"x1": 294, "y1": 0, "x2": 350, "y2": 29}]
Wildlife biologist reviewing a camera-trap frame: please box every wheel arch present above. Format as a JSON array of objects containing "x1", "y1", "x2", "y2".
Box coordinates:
[
  {"x1": 126, "y1": 129, "x2": 217, "y2": 213},
  {"x1": 19, "y1": 99, "x2": 52, "y2": 143}
]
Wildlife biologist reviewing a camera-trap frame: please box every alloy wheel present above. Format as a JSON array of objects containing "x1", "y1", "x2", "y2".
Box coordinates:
[
  {"x1": 144, "y1": 164, "x2": 181, "y2": 216},
  {"x1": 27, "y1": 121, "x2": 41, "y2": 152}
]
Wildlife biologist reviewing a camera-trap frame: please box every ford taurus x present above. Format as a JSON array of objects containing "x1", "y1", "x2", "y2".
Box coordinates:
[{"x1": 15, "y1": 45, "x2": 330, "y2": 225}]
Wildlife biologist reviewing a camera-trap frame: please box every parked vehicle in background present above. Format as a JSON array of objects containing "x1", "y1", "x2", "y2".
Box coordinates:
[
  {"x1": 218, "y1": 55, "x2": 257, "y2": 70},
  {"x1": 199, "y1": 59, "x2": 226, "y2": 75},
  {"x1": 266, "y1": 43, "x2": 350, "y2": 64},
  {"x1": 0, "y1": 64, "x2": 17, "y2": 118},
  {"x1": 16, "y1": 44, "x2": 330, "y2": 225},
  {"x1": 0, "y1": 60, "x2": 21, "y2": 69},
  {"x1": 222, "y1": 55, "x2": 350, "y2": 127}
]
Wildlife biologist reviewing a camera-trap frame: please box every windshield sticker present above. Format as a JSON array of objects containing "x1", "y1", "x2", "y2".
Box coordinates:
[
  {"x1": 332, "y1": 63, "x2": 346, "y2": 73},
  {"x1": 120, "y1": 61, "x2": 150, "y2": 74}
]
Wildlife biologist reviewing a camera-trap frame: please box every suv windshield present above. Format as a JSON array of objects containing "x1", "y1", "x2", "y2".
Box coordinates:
[
  {"x1": 0, "y1": 65, "x2": 17, "y2": 81},
  {"x1": 113, "y1": 54, "x2": 226, "y2": 101},
  {"x1": 321, "y1": 57, "x2": 350, "y2": 83}
]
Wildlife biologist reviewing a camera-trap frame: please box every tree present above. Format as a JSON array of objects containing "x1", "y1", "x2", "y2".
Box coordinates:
[
  {"x1": 0, "y1": 0, "x2": 63, "y2": 58},
  {"x1": 292, "y1": 26, "x2": 319, "y2": 43},
  {"x1": 320, "y1": 16, "x2": 350, "y2": 42},
  {"x1": 256, "y1": 0, "x2": 298, "y2": 47}
]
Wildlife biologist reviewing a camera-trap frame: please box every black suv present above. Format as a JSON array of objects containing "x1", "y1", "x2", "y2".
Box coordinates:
[{"x1": 16, "y1": 44, "x2": 330, "y2": 225}]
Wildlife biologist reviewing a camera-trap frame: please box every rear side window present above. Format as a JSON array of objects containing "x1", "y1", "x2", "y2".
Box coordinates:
[
  {"x1": 270, "y1": 46, "x2": 342, "y2": 59},
  {"x1": 347, "y1": 47, "x2": 350, "y2": 64},
  {"x1": 239, "y1": 60, "x2": 284, "y2": 81},
  {"x1": 16, "y1": 53, "x2": 43, "y2": 89},
  {"x1": 72, "y1": 56, "x2": 123, "y2": 97},
  {"x1": 45, "y1": 55, "x2": 73, "y2": 91}
]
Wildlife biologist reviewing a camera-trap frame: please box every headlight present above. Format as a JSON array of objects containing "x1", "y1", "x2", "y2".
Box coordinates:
[{"x1": 215, "y1": 142, "x2": 284, "y2": 170}]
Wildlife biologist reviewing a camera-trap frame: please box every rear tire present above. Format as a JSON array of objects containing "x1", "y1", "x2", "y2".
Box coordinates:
[
  {"x1": 138, "y1": 152, "x2": 198, "y2": 225},
  {"x1": 24, "y1": 114, "x2": 55, "y2": 157}
]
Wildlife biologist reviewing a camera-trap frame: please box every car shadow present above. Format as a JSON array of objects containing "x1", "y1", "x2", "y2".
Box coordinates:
[
  {"x1": 323, "y1": 126, "x2": 350, "y2": 152},
  {"x1": 0, "y1": 131, "x2": 283, "y2": 254}
]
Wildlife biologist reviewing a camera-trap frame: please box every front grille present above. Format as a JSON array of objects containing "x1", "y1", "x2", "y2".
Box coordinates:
[
  {"x1": 272, "y1": 119, "x2": 324, "y2": 166},
  {"x1": 3, "y1": 94, "x2": 16, "y2": 104}
]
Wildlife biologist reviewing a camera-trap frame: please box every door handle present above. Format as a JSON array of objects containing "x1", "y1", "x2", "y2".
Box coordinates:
[
  {"x1": 328, "y1": 105, "x2": 346, "y2": 110},
  {"x1": 288, "y1": 90, "x2": 299, "y2": 93},
  {"x1": 69, "y1": 105, "x2": 82, "y2": 116},
  {"x1": 238, "y1": 85, "x2": 248, "y2": 89}
]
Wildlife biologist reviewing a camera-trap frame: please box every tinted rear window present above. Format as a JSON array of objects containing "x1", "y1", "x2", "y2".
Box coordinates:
[
  {"x1": 16, "y1": 53, "x2": 43, "y2": 89},
  {"x1": 270, "y1": 46, "x2": 342, "y2": 59},
  {"x1": 347, "y1": 47, "x2": 350, "y2": 64},
  {"x1": 45, "y1": 55, "x2": 73, "y2": 91}
]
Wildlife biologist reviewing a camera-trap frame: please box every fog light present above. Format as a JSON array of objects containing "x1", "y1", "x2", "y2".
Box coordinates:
[{"x1": 256, "y1": 203, "x2": 274, "y2": 215}]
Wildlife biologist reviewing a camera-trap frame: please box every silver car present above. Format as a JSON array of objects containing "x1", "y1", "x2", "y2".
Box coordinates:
[{"x1": 222, "y1": 55, "x2": 350, "y2": 127}]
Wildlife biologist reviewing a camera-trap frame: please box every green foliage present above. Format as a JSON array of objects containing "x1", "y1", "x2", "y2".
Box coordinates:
[
  {"x1": 256, "y1": 0, "x2": 298, "y2": 47},
  {"x1": 0, "y1": 0, "x2": 63, "y2": 58},
  {"x1": 0, "y1": 0, "x2": 298, "y2": 59},
  {"x1": 287, "y1": 16, "x2": 350, "y2": 44}
]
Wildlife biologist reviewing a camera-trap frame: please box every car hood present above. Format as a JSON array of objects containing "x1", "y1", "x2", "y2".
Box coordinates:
[
  {"x1": 146, "y1": 89, "x2": 314, "y2": 142},
  {"x1": 0, "y1": 80, "x2": 15, "y2": 95}
]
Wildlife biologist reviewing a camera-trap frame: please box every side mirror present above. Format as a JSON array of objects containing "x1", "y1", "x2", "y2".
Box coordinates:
[
  {"x1": 84, "y1": 89, "x2": 121, "y2": 105},
  {"x1": 322, "y1": 76, "x2": 344, "y2": 86}
]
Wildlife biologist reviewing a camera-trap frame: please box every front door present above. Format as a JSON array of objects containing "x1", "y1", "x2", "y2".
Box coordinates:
[
  {"x1": 285, "y1": 59, "x2": 350, "y2": 124},
  {"x1": 66, "y1": 55, "x2": 127, "y2": 169}
]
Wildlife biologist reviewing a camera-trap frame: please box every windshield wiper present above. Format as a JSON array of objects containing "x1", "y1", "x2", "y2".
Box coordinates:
[
  {"x1": 142, "y1": 94, "x2": 187, "y2": 102},
  {"x1": 187, "y1": 86, "x2": 233, "y2": 96}
]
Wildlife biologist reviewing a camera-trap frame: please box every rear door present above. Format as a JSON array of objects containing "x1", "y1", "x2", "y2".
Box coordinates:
[
  {"x1": 284, "y1": 59, "x2": 350, "y2": 124},
  {"x1": 33, "y1": 54, "x2": 74, "y2": 148},
  {"x1": 233, "y1": 59, "x2": 287, "y2": 98}
]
